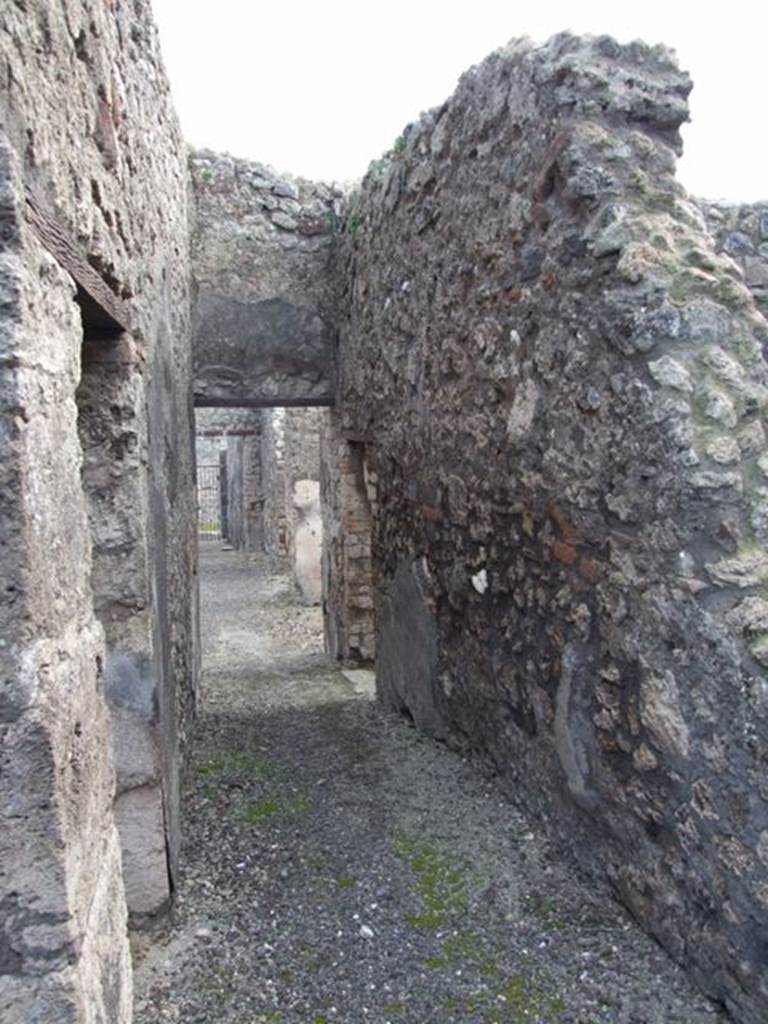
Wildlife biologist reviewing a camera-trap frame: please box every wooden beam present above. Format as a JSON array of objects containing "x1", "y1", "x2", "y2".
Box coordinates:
[
  {"x1": 24, "y1": 188, "x2": 132, "y2": 336},
  {"x1": 342, "y1": 431, "x2": 375, "y2": 444},
  {"x1": 194, "y1": 394, "x2": 335, "y2": 409},
  {"x1": 195, "y1": 429, "x2": 261, "y2": 438}
]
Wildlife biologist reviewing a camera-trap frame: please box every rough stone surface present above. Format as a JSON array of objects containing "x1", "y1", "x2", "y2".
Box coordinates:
[
  {"x1": 189, "y1": 152, "x2": 342, "y2": 407},
  {"x1": 321, "y1": 412, "x2": 377, "y2": 665},
  {"x1": 1, "y1": 0, "x2": 196, "y2": 1017},
  {"x1": 78, "y1": 334, "x2": 180, "y2": 925},
  {"x1": 337, "y1": 34, "x2": 768, "y2": 1023},
  {"x1": 114, "y1": 786, "x2": 171, "y2": 918},
  {"x1": 260, "y1": 409, "x2": 291, "y2": 555},
  {"x1": 704, "y1": 202, "x2": 768, "y2": 319}
]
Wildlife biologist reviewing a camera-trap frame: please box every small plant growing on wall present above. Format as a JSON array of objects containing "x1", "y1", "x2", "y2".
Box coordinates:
[
  {"x1": 346, "y1": 210, "x2": 362, "y2": 238},
  {"x1": 366, "y1": 157, "x2": 388, "y2": 183}
]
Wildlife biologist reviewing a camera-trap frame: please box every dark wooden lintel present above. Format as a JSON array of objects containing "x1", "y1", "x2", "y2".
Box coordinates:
[
  {"x1": 195, "y1": 429, "x2": 261, "y2": 438},
  {"x1": 194, "y1": 394, "x2": 335, "y2": 409},
  {"x1": 24, "y1": 188, "x2": 132, "y2": 336},
  {"x1": 342, "y1": 431, "x2": 374, "y2": 444}
]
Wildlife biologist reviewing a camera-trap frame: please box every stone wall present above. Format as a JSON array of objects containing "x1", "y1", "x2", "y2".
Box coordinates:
[
  {"x1": 337, "y1": 35, "x2": 768, "y2": 1022},
  {"x1": 0, "y1": 140, "x2": 132, "y2": 1024},
  {"x1": 0, "y1": 1, "x2": 195, "y2": 1019},
  {"x1": 190, "y1": 151, "x2": 342, "y2": 407},
  {"x1": 321, "y1": 414, "x2": 377, "y2": 664},
  {"x1": 77, "y1": 334, "x2": 174, "y2": 926},
  {"x1": 260, "y1": 409, "x2": 289, "y2": 555},
  {"x1": 704, "y1": 202, "x2": 768, "y2": 318}
]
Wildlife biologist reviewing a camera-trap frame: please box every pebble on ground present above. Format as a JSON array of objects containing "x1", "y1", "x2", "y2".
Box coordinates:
[{"x1": 133, "y1": 546, "x2": 726, "y2": 1024}]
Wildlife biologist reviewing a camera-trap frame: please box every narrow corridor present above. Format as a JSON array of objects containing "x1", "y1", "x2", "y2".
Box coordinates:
[{"x1": 133, "y1": 548, "x2": 724, "y2": 1024}]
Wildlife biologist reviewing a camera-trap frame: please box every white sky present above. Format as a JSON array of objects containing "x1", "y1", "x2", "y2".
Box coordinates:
[{"x1": 151, "y1": 0, "x2": 766, "y2": 201}]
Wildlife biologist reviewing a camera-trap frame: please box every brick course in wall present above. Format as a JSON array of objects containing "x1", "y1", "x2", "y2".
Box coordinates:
[{"x1": 321, "y1": 413, "x2": 376, "y2": 664}]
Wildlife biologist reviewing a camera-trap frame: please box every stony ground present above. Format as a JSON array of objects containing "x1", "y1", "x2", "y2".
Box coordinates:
[{"x1": 133, "y1": 546, "x2": 726, "y2": 1024}]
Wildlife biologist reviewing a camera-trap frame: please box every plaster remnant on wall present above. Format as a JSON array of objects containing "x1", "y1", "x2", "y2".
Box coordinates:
[
  {"x1": 506, "y1": 379, "x2": 539, "y2": 443},
  {"x1": 471, "y1": 568, "x2": 488, "y2": 594},
  {"x1": 639, "y1": 669, "x2": 690, "y2": 758}
]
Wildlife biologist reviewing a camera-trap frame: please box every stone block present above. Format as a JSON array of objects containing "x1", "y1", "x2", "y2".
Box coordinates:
[
  {"x1": 113, "y1": 785, "x2": 171, "y2": 919},
  {"x1": 377, "y1": 559, "x2": 445, "y2": 738},
  {"x1": 293, "y1": 479, "x2": 322, "y2": 605}
]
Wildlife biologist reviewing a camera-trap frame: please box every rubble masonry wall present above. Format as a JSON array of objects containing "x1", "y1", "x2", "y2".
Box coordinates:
[
  {"x1": 189, "y1": 151, "x2": 342, "y2": 407},
  {"x1": 0, "y1": 1, "x2": 196, "y2": 1018},
  {"x1": 338, "y1": 34, "x2": 768, "y2": 1022}
]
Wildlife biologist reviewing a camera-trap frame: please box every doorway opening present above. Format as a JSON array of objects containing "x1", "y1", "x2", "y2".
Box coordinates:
[
  {"x1": 194, "y1": 406, "x2": 329, "y2": 606},
  {"x1": 196, "y1": 462, "x2": 224, "y2": 541}
]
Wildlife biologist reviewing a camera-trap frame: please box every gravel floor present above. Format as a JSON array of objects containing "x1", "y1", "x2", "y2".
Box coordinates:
[{"x1": 133, "y1": 546, "x2": 727, "y2": 1024}]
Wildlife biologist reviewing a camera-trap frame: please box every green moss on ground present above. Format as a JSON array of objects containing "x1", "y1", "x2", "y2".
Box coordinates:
[{"x1": 197, "y1": 751, "x2": 275, "y2": 778}]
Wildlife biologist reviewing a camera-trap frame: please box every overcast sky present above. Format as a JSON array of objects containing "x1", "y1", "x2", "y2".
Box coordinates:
[{"x1": 151, "y1": 0, "x2": 766, "y2": 201}]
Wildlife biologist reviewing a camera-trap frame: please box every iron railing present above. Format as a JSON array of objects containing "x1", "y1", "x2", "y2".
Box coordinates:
[{"x1": 197, "y1": 464, "x2": 222, "y2": 539}]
